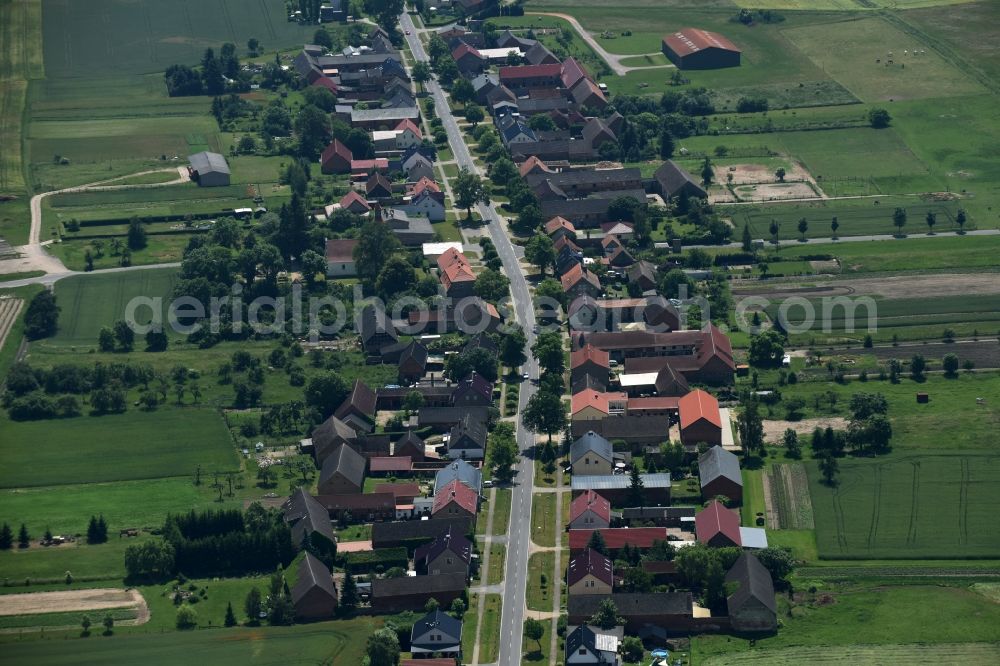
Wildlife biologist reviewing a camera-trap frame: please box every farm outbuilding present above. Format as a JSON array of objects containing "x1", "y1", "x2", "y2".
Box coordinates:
[
  {"x1": 662, "y1": 28, "x2": 741, "y2": 70},
  {"x1": 187, "y1": 151, "x2": 231, "y2": 187}
]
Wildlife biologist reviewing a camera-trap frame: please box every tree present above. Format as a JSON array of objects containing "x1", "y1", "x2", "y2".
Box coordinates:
[
  {"x1": 775, "y1": 167, "x2": 786, "y2": 182},
  {"x1": 489, "y1": 429, "x2": 519, "y2": 483},
  {"x1": 819, "y1": 454, "x2": 839, "y2": 486},
  {"x1": 797, "y1": 217, "x2": 808, "y2": 240},
  {"x1": 489, "y1": 157, "x2": 517, "y2": 188},
  {"x1": 531, "y1": 332, "x2": 564, "y2": 375},
  {"x1": 245, "y1": 588, "x2": 262, "y2": 625},
  {"x1": 868, "y1": 107, "x2": 891, "y2": 128},
  {"x1": 465, "y1": 104, "x2": 484, "y2": 127},
  {"x1": 354, "y1": 219, "x2": 402, "y2": 282},
  {"x1": 424, "y1": 597, "x2": 440, "y2": 614},
  {"x1": 748, "y1": 330, "x2": 784, "y2": 367},
  {"x1": 741, "y1": 223, "x2": 753, "y2": 252},
  {"x1": 942, "y1": 353, "x2": 959, "y2": 376},
  {"x1": 145, "y1": 329, "x2": 168, "y2": 352},
  {"x1": 783, "y1": 428, "x2": 801, "y2": 459},
  {"x1": 411, "y1": 62, "x2": 431, "y2": 90},
  {"x1": 24, "y1": 290, "x2": 59, "y2": 340},
  {"x1": 303, "y1": 86, "x2": 337, "y2": 112},
  {"x1": 658, "y1": 268, "x2": 694, "y2": 300},
  {"x1": 499, "y1": 326, "x2": 528, "y2": 369},
  {"x1": 849, "y1": 392, "x2": 888, "y2": 420},
  {"x1": 451, "y1": 78, "x2": 475, "y2": 104},
  {"x1": 910, "y1": 353, "x2": 926, "y2": 380},
  {"x1": 956, "y1": 209, "x2": 967, "y2": 233},
  {"x1": 925, "y1": 210, "x2": 936, "y2": 234},
  {"x1": 474, "y1": 269, "x2": 510, "y2": 303},
  {"x1": 523, "y1": 618, "x2": 545, "y2": 653},
  {"x1": 103, "y1": 614, "x2": 115, "y2": 635},
  {"x1": 123, "y1": 215, "x2": 147, "y2": 250},
  {"x1": 340, "y1": 571, "x2": 358, "y2": 612},
  {"x1": 0, "y1": 523, "x2": 11, "y2": 550},
  {"x1": 831, "y1": 216, "x2": 839, "y2": 238},
  {"x1": 176, "y1": 605, "x2": 198, "y2": 629},
  {"x1": 586, "y1": 529, "x2": 608, "y2": 555},
  {"x1": 113, "y1": 320, "x2": 135, "y2": 352},
  {"x1": 768, "y1": 219, "x2": 780, "y2": 243},
  {"x1": 376, "y1": 254, "x2": 416, "y2": 298},
  {"x1": 17, "y1": 523, "x2": 29, "y2": 548},
  {"x1": 700, "y1": 157, "x2": 714, "y2": 187},
  {"x1": 737, "y1": 399, "x2": 765, "y2": 457},
  {"x1": 659, "y1": 128, "x2": 675, "y2": 159},
  {"x1": 247, "y1": 38, "x2": 260, "y2": 56},
  {"x1": 294, "y1": 104, "x2": 331, "y2": 159},
  {"x1": 454, "y1": 168, "x2": 488, "y2": 218},
  {"x1": 450, "y1": 597, "x2": 466, "y2": 618},
  {"x1": 81, "y1": 615, "x2": 92, "y2": 636},
  {"x1": 755, "y1": 547, "x2": 795, "y2": 583},
  {"x1": 525, "y1": 234, "x2": 555, "y2": 276},
  {"x1": 305, "y1": 371, "x2": 349, "y2": 418},
  {"x1": 589, "y1": 598, "x2": 623, "y2": 630},
  {"x1": 892, "y1": 207, "x2": 907, "y2": 235},
  {"x1": 627, "y1": 465, "x2": 645, "y2": 507},
  {"x1": 622, "y1": 636, "x2": 644, "y2": 662},
  {"x1": 124, "y1": 540, "x2": 175, "y2": 579},
  {"x1": 523, "y1": 390, "x2": 567, "y2": 443},
  {"x1": 300, "y1": 249, "x2": 327, "y2": 286}
]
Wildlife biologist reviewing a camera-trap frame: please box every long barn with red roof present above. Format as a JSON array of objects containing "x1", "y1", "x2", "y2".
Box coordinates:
[{"x1": 662, "y1": 28, "x2": 741, "y2": 70}]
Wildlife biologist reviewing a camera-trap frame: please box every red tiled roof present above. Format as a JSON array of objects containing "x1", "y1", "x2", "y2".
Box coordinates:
[
  {"x1": 560, "y1": 263, "x2": 601, "y2": 293},
  {"x1": 560, "y1": 57, "x2": 587, "y2": 89},
  {"x1": 567, "y1": 547, "x2": 613, "y2": 587},
  {"x1": 321, "y1": 139, "x2": 352, "y2": 165},
  {"x1": 663, "y1": 28, "x2": 740, "y2": 57},
  {"x1": 499, "y1": 63, "x2": 562, "y2": 80},
  {"x1": 696, "y1": 500, "x2": 741, "y2": 546},
  {"x1": 350, "y1": 158, "x2": 389, "y2": 172},
  {"x1": 544, "y1": 216, "x2": 576, "y2": 235},
  {"x1": 568, "y1": 527, "x2": 669, "y2": 551},
  {"x1": 436, "y1": 247, "x2": 467, "y2": 271},
  {"x1": 316, "y1": 492, "x2": 395, "y2": 512},
  {"x1": 452, "y1": 42, "x2": 484, "y2": 61},
  {"x1": 339, "y1": 190, "x2": 370, "y2": 211},
  {"x1": 432, "y1": 479, "x2": 478, "y2": 515},
  {"x1": 369, "y1": 456, "x2": 413, "y2": 473},
  {"x1": 312, "y1": 76, "x2": 338, "y2": 93},
  {"x1": 408, "y1": 176, "x2": 441, "y2": 196},
  {"x1": 373, "y1": 482, "x2": 421, "y2": 499},
  {"x1": 519, "y1": 155, "x2": 552, "y2": 178},
  {"x1": 569, "y1": 489, "x2": 611, "y2": 524},
  {"x1": 394, "y1": 118, "x2": 422, "y2": 138},
  {"x1": 325, "y1": 238, "x2": 358, "y2": 263},
  {"x1": 571, "y1": 390, "x2": 626, "y2": 416},
  {"x1": 678, "y1": 389, "x2": 721, "y2": 430},
  {"x1": 553, "y1": 235, "x2": 582, "y2": 253},
  {"x1": 699, "y1": 323, "x2": 736, "y2": 371},
  {"x1": 571, "y1": 344, "x2": 610, "y2": 370},
  {"x1": 627, "y1": 396, "x2": 680, "y2": 412}
]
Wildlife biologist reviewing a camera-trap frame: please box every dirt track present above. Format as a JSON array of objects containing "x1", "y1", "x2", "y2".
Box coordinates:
[
  {"x1": 736, "y1": 273, "x2": 1000, "y2": 300},
  {"x1": 763, "y1": 417, "x2": 848, "y2": 443},
  {"x1": 0, "y1": 588, "x2": 147, "y2": 619}
]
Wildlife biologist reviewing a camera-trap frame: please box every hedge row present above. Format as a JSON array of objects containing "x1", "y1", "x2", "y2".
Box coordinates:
[{"x1": 341, "y1": 546, "x2": 408, "y2": 574}]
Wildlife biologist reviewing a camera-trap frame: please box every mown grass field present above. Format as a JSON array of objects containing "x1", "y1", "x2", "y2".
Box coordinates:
[
  {"x1": 50, "y1": 268, "x2": 178, "y2": 345},
  {"x1": 783, "y1": 15, "x2": 986, "y2": 102},
  {"x1": 491, "y1": 488, "x2": 512, "y2": 536},
  {"x1": 530, "y1": 492, "x2": 557, "y2": 547},
  {"x1": 807, "y1": 452, "x2": 1000, "y2": 559},
  {"x1": 693, "y1": 583, "x2": 1000, "y2": 662},
  {"x1": 0, "y1": 616, "x2": 381, "y2": 662},
  {"x1": 526, "y1": 551, "x2": 556, "y2": 612},
  {"x1": 766, "y1": 234, "x2": 1000, "y2": 273},
  {"x1": 0, "y1": 406, "x2": 238, "y2": 488},
  {"x1": 479, "y1": 593, "x2": 502, "y2": 663}
]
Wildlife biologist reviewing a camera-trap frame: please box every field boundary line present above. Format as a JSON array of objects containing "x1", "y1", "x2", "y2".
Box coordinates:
[
  {"x1": 866, "y1": 464, "x2": 882, "y2": 551},
  {"x1": 959, "y1": 457, "x2": 969, "y2": 546},
  {"x1": 906, "y1": 459, "x2": 920, "y2": 546}
]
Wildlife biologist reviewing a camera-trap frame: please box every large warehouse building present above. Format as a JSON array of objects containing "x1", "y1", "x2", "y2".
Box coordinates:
[{"x1": 662, "y1": 28, "x2": 741, "y2": 70}]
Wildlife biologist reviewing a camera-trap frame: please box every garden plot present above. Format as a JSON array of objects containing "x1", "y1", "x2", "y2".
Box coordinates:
[{"x1": 720, "y1": 162, "x2": 822, "y2": 203}]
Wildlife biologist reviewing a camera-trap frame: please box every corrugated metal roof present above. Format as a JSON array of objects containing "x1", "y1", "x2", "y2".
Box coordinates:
[
  {"x1": 188, "y1": 151, "x2": 230, "y2": 175},
  {"x1": 571, "y1": 473, "x2": 671, "y2": 491},
  {"x1": 698, "y1": 445, "x2": 742, "y2": 487}
]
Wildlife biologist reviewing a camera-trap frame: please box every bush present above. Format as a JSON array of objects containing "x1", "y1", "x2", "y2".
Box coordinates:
[
  {"x1": 342, "y1": 547, "x2": 408, "y2": 574},
  {"x1": 176, "y1": 605, "x2": 198, "y2": 629}
]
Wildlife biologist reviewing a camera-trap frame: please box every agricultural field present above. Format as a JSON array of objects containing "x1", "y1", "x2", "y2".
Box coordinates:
[
  {"x1": 807, "y1": 452, "x2": 1000, "y2": 559},
  {"x1": 763, "y1": 463, "x2": 815, "y2": 530},
  {"x1": 694, "y1": 583, "x2": 1000, "y2": 662},
  {"x1": 0, "y1": 617, "x2": 381, "y2": 663},
  {"x1": 783, "y1": 16, "x2": 986, "y2": 102},
  {"x1": 0, "y1": 0, "x2": 43, "y2": 196}
]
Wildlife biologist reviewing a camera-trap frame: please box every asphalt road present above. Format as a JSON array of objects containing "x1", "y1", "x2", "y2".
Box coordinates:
[{"x1": 401, "y1": 13, "x2": 538, "y2": 666}]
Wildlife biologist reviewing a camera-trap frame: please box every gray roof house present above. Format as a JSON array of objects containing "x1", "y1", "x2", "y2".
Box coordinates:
[
  {"x1": 434, "y1": 459, "x2": 482, "y2": 495},
  {"x1": 318, "y1": 443, "x2": 367, "y2": 495},
  {"x1": 725, "y1": 553, "x2": 778, "y2": 632},
  {"x1": 570, "y1": 431, "x2": 614, "y2": 467},
  {"x1": 654, "y1": 160, "x2": 708, "y2": 200},
  {"x1": 282, "y1": 488, "x2": 336, "y2": 549},
  {"x1": 289, "y1": 552, "x2": 337, "y2": 620},
  {"x1": 565, "y1": 624, "x2": 622, "y2": 665},
  {"x1": 188, "y1": 151, "x2": 231, "y2": 187},
  {"x1": 311, "y1": 414, "x2": 359, "y2": 464},
  {"x1": 411, "y1": 609, "x2": 463, "y2": 658},
  {"x1": 698, "y1": 445, "x2": 743, "y2": 501}
]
